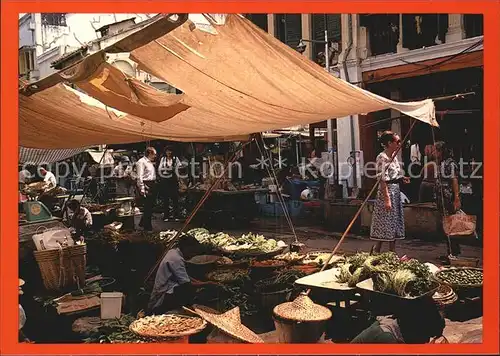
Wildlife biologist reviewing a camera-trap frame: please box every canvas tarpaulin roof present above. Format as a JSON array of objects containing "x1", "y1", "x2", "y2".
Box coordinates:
[
  {"x1": 60, "y1": 54, "x2": 190, "y2": 123},
  {"x1": 130, "y1": 14, "x2": 436, "y2": 129},
  {"x1": 19, "y1": 83, "x2": 248, "y2": 148},
  {"x1": 19, "y1": 14, "x2": 437, "y2": 150}
]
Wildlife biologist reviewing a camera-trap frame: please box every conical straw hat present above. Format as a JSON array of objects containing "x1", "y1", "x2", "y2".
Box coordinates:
[
  {"x1": 193, "y1": 305, "x2": 264, "y2": 343},
  {"x1": 273, "y1": 293, "x2": 332, "y2": 322}
]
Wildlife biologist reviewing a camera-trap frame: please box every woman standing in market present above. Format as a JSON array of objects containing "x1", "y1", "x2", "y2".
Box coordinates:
[
  {"x1": 370, "y1": 131, "x2": 410, "y2": 254},
  {"x1": 433, "y1": 141, "x2": 462, "y2": 257}
]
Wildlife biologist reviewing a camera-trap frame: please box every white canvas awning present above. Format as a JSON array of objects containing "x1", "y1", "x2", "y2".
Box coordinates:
[{"x1": 20, "y1": 14, "x2": 437, "y2": 149}]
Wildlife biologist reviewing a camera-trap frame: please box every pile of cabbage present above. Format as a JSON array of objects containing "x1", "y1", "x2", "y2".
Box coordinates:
[{"x1": 187, "y1": 229, "x2": 285, "y2": 254}]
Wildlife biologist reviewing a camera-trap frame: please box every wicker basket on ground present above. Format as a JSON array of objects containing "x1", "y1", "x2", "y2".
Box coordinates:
[
  {"x1": 273, "y1": 293, "x2": 332, "y2": 343},
  {"x1": 33, "y1": 244, "x2": 87, "y2": 292}
]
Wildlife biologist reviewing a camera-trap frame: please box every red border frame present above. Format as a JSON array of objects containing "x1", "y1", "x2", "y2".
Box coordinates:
[{"x1": 1, "y1": 1, "x2": 499, "y2": 354}]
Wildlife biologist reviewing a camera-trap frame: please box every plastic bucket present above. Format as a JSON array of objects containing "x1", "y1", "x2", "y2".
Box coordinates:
[{"x1": 100, "y1": 292, "x2": 123, "y2": 319}]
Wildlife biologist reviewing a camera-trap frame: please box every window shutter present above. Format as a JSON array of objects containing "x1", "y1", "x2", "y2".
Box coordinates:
[
  {"x1": 284, "y1": 14, "x2": 302, "y2": 47},
  {"x1": 244, "y1": 14, "x2": 268, "y2": 32}
]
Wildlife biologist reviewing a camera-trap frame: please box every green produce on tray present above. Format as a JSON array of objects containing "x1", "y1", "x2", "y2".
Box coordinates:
[
  {"x1": 336, "y1": 252, "x2": 435, "y2": 297},
  {"x1": 187, "y1": 229, "x2": 285, "y2": 255},
  {"x1": 207, "y1": 268, "x2": 249, "y2": 283},
  {"x1": 437, "y1": 268, "x2": 483, "y2": 286}
]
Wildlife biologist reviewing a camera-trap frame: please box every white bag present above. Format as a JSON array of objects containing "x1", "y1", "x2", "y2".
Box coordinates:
[{"x1": 32, "y1": 228, "x2": 74, "y2": 251}]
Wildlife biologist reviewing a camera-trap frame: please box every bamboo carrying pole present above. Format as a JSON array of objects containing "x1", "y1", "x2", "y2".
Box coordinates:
[{"x1": 305, "y1": 119, "x2": 418, "y2": 295}]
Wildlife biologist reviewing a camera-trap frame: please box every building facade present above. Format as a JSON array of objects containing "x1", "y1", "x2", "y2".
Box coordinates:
[
  {"x1": 251, "y1": 14, "x2": 482, "y2": 198},
  {"x1": 18, "y1": 13, "x2": 178, "y2": 92}
]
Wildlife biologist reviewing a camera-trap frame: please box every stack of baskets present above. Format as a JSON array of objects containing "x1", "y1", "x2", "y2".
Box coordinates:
[
  {"x1": 33, "y1": 244, "x2": 87, "y2": 292},
  {"x1": 432, "y1": 284, "x2": 458, "y2": 309}
]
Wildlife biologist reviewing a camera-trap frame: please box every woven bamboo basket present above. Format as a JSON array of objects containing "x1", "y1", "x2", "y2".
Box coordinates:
[{"x1": 34, "y1": 244, "x2": 87, "y2": 292}]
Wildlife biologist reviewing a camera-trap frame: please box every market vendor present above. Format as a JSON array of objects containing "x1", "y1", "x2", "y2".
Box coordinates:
[
  {"x1": 18, "y1": 165, "x2": 31, "y2": 210},
  {"x1": 40, "y1": 167, "x2": 57, "y2": 190},
  {"x1": 63, "y1": 199, "x2": 93, "y2": 237},
  {"x1": 351, "y1": 297, "x2": 445, "y2": 344},
  {"x1": 19, "y1": 165, "x2": 32, "y2": 185},
  {"x1": 113, "y1": 156, "x2": 135, "y2": 197},
  {"x1": 136, "y1": 147, "x2": 157, "y2": 231},
  {"x1": 147, "y1": 234, "x2": 205, "y2": 315},
  {"x1": 37, "y1": 167, "x2": 59, "y2": 211},
  {"x1": 158, "y1": 146, "x2": 182, "y2": 221}
]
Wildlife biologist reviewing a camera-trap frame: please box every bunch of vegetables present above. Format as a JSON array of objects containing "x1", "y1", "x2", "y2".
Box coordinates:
[
  {"x1": 274, "y1": 252, "x2": 305, "y2": 263},
  {"x1": 186, "y1": 229, "x2": 284, "y2": 255},
  {"x1": 187, "y1": 228, "x2": 212, "y2": 244},
  {"x1": 207, "y1": 269, "x2": 249, "y2": 283},
  {"x1": 90, "y1": 230, "x2": 181, "y2": 245},
  {"x1": 222, "y1": 233, "x2": 281, "y2": 254},
  {"x1": 83, "y1": 315, "x2": 145, "y2": 343},
  {"x1": 336, "y1": 252, "x2": 434, "y2": 297},
  {"x1": 219, "y1": 284, "x2": 258, "y2": 316}
]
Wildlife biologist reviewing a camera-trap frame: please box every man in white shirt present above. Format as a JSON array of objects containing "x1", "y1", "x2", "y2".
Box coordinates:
[
  {"x1": 136, "y1": 147, "x2": 157, "y2": 231},
  {"x1": 40, "y1": 167, "x2": 57, "y2": 190}
]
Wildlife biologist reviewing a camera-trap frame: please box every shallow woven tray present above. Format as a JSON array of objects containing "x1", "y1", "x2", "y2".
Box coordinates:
[
  {"x1": 187, "y1": 255, "x2": 221, "y2": 265},
  {"x1": 250, "y1": 260, "x2": 287, "y2": 269},
  {"x1": 295, "y1": 268, "x2": 355, "y2": 291},
  {"x1": 207, "y1": 268, "x2": 248, "y2": 283},
  {"x1": 301, "y1": 251, "x2": 344, "y2": 266},
  {"x1": 129, "y1": 314, "x2": 207, "y2": 338},
  {"x1": 434, "y1": 267, "x2": 483, "y2": 288},
  {"x1": 220, "y1": 246, "x2": 286, "y2": 258},
  {"x1": 356, "y1": 278, "x2": 440, "y2": 301},
  {"x1": 432, "y1": 284, "x2": 458, "y2": 306},
  {"x1": 273, "y1": 252, "x2": 306, "y2": 264}
]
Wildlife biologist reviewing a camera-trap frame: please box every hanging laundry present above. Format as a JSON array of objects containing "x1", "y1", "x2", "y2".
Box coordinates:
[{"x1": 410, "y1": 143, "x2": 422, "y2": 163}]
